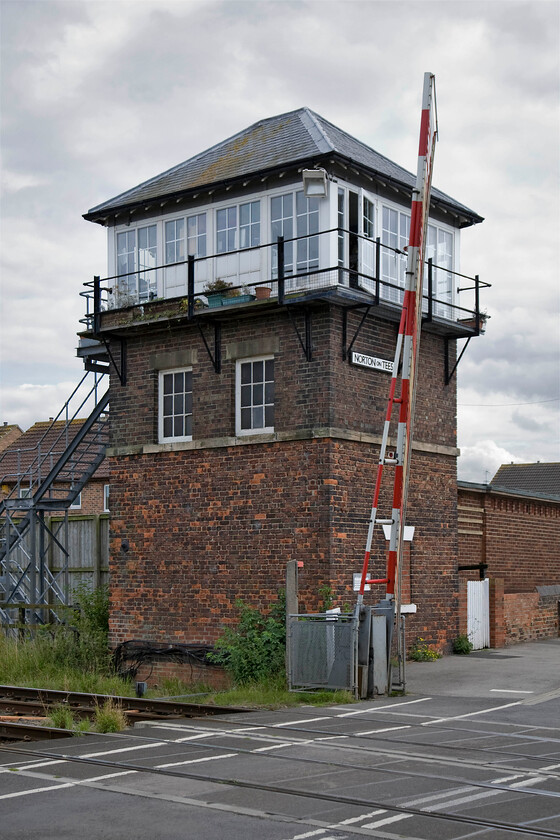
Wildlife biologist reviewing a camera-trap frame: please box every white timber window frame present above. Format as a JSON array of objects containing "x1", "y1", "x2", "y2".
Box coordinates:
[
  {"x1": 235, "y1": 356, "x2": 275, "y2": 436},
  {"x1": 158, "y1": 368, "x2": 193, "y2": 443},
  {"x1": 115, "y1": 224, "x2": 158, "y2": 304},
  {"x1": 216, "y1": 200, "x2": 260, "y2": 254},
  {"x1": 103, "y1": 484, "x2": 110, "y2": 513},
  {"x1": 69, "y1": 491, "x2": 82, "y2": 510}
]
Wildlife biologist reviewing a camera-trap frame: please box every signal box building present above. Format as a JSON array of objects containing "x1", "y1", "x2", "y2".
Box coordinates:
[{"x1": 81, "y1": 108, "x2": 486, "y2": 656}]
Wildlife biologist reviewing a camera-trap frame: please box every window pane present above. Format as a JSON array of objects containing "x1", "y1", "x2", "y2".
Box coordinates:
[
  {"x1": 251, "y1": 225, "x2": 260, "y2": 247},
  {"x1": 241, "y1": 385, "x2": 251, "y2": 407},
  {"x1": 240, "y1": 203, "x2": 250, "y2": 226},
  {"x1": 265, "y1": 382, "x2": 274, "y2": 403},
  {"x1": 271, "y1": 196, "x2": 282, "y2": 221},
  {"x1": 283, "y1": 194, "x2": 293, "y2": 216},
  {"x1": 252, "y1": 383, "x2": 263, "y2": 404},
  {"x1": 252, "y1": 406, "x2": 264, "y2": 428},
  {"x1": 163, "y1": 395, "x2": 173, "y2": 415},
  {"x1": 163, "y1": 374, "x2": 173, "y2": 394},
  {"x1": 253, "y1": 360, "x2": 263, "y2": 381},
  {"x1": 265, "y1": 406, "x2": 274, "y2": 427},
  {"x1": 217, "y1": 231, "x2": 226, "y2": 253},
  {"x1": 198, "y1": 213, "x2": 206, "y2": 233},
  {"x1": 241, "y1": 362, "x2": 251, "y2": 385},
  {"x1": 174, "y1": 372, "x2": 184, "y2": 391},
  {"x1": 185, "y1": 415, "x2": 192, "y2": 437},
  {"x1": 174, "y1": 394, "x2": 183, "y2": 414},
  {"x1": 217, "y1": 209, "x2": 226, "y2": 229},
  {"x1": 174, "y1": 416, "x2": 183, "y2": 437},
  {"x1": 185, "y1": 370, "x2": 192, "y2": 390},
  {"x1": 163, "y1": 417, "x2": 173, "y2": 437},
  {"x1": 185, "y1": 392, "x2": 192, "y2": 414},
  {"x1": 241, "y1": 407, "x2": 251, "y2": 429}
]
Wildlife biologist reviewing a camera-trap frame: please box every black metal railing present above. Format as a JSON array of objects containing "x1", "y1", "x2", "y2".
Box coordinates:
[{"x1": 80, "y1": 228, "x2": 489, "y2": 334}]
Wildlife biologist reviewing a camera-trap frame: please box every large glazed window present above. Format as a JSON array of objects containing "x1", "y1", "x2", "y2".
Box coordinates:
[
  {"x1": 236, "y1": 357, "x2": 274, "y2": 435},
  {"x1": 381, "y1": 206, "x2": 410, "y2": 304},
  {"x1": 159, "y1": 368, "x2": 193, "y2": 443},
  {"x1": 217, "y1": 201, "x2": 259, "y2": 254},
  {"x1": 116, "y1": 225, "x2": 157, "y2": 303},
  {"x1": 271, "y1": 190, "x2": 319, "y2": 277}
]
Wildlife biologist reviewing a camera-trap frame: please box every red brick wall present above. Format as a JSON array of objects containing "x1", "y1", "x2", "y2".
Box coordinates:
[
  {"x1": 105, "y1": 301, "x2": 460, "y2": 653},
  {"x1": 504, "y1": 591, "x2": 559, "y2": 644}
]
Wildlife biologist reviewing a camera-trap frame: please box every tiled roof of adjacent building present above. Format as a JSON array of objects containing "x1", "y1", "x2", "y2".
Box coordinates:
[
  {"x1": 0, "y1": 424, "x2": 23, "y2": 453},
  {"x1": 490, "y1": 462, "x2": 560, "y2": 500},
  {"x1": 0, "y1": 420, "x2": 109, "y2": 483},
  {"x1": 85, "y1": 107, "x2": 483, "y2": 227}
]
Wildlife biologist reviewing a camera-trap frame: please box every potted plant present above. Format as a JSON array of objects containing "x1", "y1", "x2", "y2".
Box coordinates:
[
  {"x1": 459, "y1": 310, "x2": 489, "y2": 334},
  {"x1": 202, "y1": 279, "x2": 235, "y2": 308},
  {"x1": 255, "y1": 285, "x2": 272, "y2": 300}
]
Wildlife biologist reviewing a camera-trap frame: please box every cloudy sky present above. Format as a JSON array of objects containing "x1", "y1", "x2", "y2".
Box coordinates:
[{"x1": 1, "y1": 0, "x2": 558, "y2": 482}]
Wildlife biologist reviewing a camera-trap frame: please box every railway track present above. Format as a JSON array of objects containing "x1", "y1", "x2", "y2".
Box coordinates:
[{"x1": 0, "y1": 684, "x2": 247, "y2": 741}]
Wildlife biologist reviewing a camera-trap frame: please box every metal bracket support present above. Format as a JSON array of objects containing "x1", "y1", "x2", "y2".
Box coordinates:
[
  {"x1": 342, "y1": 304, "x2": 372, "y2": 361},
  {"x1": 99, "y1": 335, "x2": 127, "y2": 386},
  {"x1": 286, "y1": 306, "x2": 312, "y2": 362},
  {"x1": 197, "y1": 320, "x2": 222, "y2": 373},
  {"x1": 444, "y1": 335, "x2": 471, "y2": 385}
]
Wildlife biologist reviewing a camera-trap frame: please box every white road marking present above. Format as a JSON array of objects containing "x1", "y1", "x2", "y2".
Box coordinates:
[
  {"x1": 357, "y1": 725, "x2": 412, "y2": 735},
  {"x1": 336, "y1": 697, "x2": 431, "y2": 717},
  {"x1": 363, "y1": 813, "x2": 413, "y2": 828},
  {"x1": 541, "y1": 763, "x2": 560, "y2": 771},
  {"x1": 421, "y1": 700, "x2": 523, "y2": 725},
  {"x1": 401, "y1": 785, "x2": 475, "y2": 807},
  {"x1": 335, "y1": 809, "x2": 386, "y2": 825},
  {"x1": 423, "y1": 774, "x2": 548, "y2": 812},
  {"x1": 157, "y1": 752, "x2": 238, "y2": 769},
  {"x1": 81, "y1": 742, "x2": 167, "y2": 758},
  {"x1": 490, "y1": 689, "x2": 534, "y2": 694},
  {"x1": 0, "y1": 781, "x2": 75, "y2": 800},
  {"x1": 274, "y1": 717, "x2": 329, "y2": 727}
]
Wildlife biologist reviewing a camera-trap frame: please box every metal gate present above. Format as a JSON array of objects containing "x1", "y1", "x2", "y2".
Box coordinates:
[
  {"x1": 467, "y1": 579, "x2": 490, "y2": 649},
  {"x1": 287, "y1": 613, "x2": 359, "y2": 695}
]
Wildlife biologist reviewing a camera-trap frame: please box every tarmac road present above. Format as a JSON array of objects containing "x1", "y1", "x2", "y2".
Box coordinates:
[{"x1": 1, "y1": 637, "x2": 559, "y2": 840}]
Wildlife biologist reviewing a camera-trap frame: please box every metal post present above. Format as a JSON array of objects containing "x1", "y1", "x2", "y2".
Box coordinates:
[
  {"x1": 187, "y1": 255, "x2": 195, "y2": 319},
  {"x1": 93, "y1": 276, "x2": 101, "y2": 334},
  {"x1": 426, "y1": 258, "x2": 433, "y2": 321},
  {"x1": 474, "y1": 275, "x2": 480, "y2": 334},
  {"x1": 277, "y1": 236, "x2": 285, "y2": 306},
  {"x1": 375, "y1": 237, "x2": 381, "y2": 305}
]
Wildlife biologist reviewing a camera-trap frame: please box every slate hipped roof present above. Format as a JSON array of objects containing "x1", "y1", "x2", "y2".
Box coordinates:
[
  {"x1": 491, "y1": 463, "x2": 560, "y2": 500},
  {"x1": 85, "y1": 108, "x2": 483, "y2": 227}
]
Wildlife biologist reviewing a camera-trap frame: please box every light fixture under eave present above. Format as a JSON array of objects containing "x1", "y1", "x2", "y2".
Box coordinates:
[{"x1": 302, "y1": 168, "x2": 328, "y2": 198}]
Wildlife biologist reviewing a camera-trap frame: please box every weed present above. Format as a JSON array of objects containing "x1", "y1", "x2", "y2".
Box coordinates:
[
  {"x1": 94, "y1": 700, "x2": 127, "y2": 733},
  {"x1": 208, "y1": 595, "x2": 286, "y2": 685},
  {"x1": 318, "y1": 585, "x2": 334, "y2": 611},
  {"x1": 452, "y1": 634, "x2": 474, "y2": 655},
  {"x1": 46, "y1": 704, "x2": 75, "y2": 730},
  {"x1": 408, "y1": 637, "x2": 441, "y2": 662}
]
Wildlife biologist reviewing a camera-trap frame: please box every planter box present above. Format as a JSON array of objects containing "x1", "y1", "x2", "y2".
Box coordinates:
[{"x1": 207, "y1": 293, "x2": 255, "y2": 308}]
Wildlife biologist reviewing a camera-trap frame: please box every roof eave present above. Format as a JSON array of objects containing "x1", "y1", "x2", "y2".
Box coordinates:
[{"x1": 84, "y1": 151, "x2": 483, "y2": 230}]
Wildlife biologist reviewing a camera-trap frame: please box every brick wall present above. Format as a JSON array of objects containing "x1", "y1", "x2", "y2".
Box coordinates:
[
  {"x1": 458, "y1": 485, "x2": 560, "y2": 645},
  {"x1": 105, "y1": 300, "x2": 460, "y2": 653},
  {"x1": 504, "y1": 591, "x2": 559, "y2": 644}
]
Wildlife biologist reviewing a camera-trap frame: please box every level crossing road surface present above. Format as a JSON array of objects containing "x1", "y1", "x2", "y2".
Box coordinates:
[{"x1": 1, "y1": 638, "x2": 559, "y2": 840}]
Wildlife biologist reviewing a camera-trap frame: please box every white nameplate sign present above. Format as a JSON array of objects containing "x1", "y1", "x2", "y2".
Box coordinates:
[{"x1": 351, "y1": 351, "x2": 394, "y2": 373}]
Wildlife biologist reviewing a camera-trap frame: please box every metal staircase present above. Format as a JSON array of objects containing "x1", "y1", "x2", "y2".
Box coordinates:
[{"x1": 0, "y1": 371, "x2": 109, "y2": 627}]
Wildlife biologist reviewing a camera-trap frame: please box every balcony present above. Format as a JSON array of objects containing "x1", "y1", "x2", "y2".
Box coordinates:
[{"x1": 80, "y1": 227, "x2": 489, "y2": 343}]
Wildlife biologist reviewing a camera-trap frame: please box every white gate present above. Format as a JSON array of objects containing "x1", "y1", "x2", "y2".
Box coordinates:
[{"x1": 467, "y1": 579, "x2": 490, "y2": 649}]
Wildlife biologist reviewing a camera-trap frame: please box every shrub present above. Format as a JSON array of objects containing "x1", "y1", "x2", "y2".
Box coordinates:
[
  {"x1": 208, "y1": 595, "x2": 286, "y2": 685},
  {"x1": 452, "y1": 634, "x2": 474, "y2": 655},
  {"x1": 408, "y1": 637, "x2": 441, "y2": 662}
]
